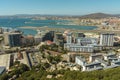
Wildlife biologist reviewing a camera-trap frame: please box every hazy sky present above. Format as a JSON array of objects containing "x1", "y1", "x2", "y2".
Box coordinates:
[{"x1": 0, "y1": 0, "x2": 120, "y2": 15}]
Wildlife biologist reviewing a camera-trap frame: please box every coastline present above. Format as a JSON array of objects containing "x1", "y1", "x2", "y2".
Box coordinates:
[
  {"x1": 19, "y1": 26, "x2": 49, "y2": 30},
  {"x1": 19, "y1": 26, "x2": 120, "y2": 35}
]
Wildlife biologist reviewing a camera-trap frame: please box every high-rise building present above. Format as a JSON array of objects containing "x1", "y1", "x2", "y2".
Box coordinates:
[
  {"x1": 100, "y1": 33, "x2": 114, "y2": 46},
  {"x1": 9, "y1": 33, "x2": 22, "y2": 47},
  {"x1": 34, "y1": 35, "x2": 42, "y2": 45},
  {"x1": 4, "y1": 33, "x2": 22, "y2": 47},
  {"x1": 54, "y1": 32, "x2": 64, "y2": 46},
  {"x1": 42, "y1": 31, "x2": 54, "y2": 42},
  {"x1": 66, "y1": 33, "x2": 72, "y2": 44}
]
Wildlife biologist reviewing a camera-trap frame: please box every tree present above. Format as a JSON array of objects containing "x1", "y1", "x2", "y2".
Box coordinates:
[
  {"x1": 19, "y1": 63, "x2": 30, "y2": 72},
  {"x1": 54, "y1": 56, "x2": 61, "y2": 63},
  {"x1": 0, "y1": 73, "x2": 9, "y2": 80},
  {"x1": 14, "y1": 61, "x2": 20, "y2": 65},
  {"x1": 47, "y1": 55, "x2": 53, "y2": 63},
  {"x1": 43, "y1": 63, "x2": 50, "y2": 68}
]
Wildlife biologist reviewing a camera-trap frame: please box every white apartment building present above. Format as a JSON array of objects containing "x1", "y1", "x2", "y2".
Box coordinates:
[
  {"x1": 64, "y1": 32, "x2": 102, "y2": 53},
  {"x1": 66, "y1": 33, "x2": 72, "y2": 44},
  {"x1": 82, "y1": 62, "x2": 103, "y2": 71},
  {"x1": 100, "y1": 33, "x2": 114, "y2": 46},
  {"x1": 75, "y1": 56, "x2": 86, "y2": 66}
]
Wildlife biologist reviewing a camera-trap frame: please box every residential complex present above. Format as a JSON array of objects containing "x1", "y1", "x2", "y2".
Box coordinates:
[
  {"x1": 0, "y1": 26, "x2": 120, "y2": 78},
  {"x1": 64, "y1": 32, "x2": 103, "y2": 53},
  {"x1": 75, "y1": 52, "x2": 120, "y2": 71}
]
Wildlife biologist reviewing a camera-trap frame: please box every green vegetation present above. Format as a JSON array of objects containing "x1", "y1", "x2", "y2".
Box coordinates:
[
  {"x1": 39, "y1": 44, "x2": 68, "y2": 54},
  {"x1": 47, "y1": 55, "x2": 61, "y2": 63},
  {"x1": 16, "y1": 67, "x2": 120, "y2": 80},
  {"x1": 0, "y1": 61, "x2": 29, "y2": 80},
  {"x1": 0, "y1": 73, "x2": 9, "y2": 80},
  {"x1": 1, "y1": 61, "x2": 120, "y2": 80},
  {"x1": 1, "y1": 44, "x2": 120, "y2": 80}
]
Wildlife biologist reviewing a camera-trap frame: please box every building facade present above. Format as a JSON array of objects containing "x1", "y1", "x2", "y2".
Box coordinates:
[
  {"x1": 8, "y1": 33, "x2": 22, "y2": 47},
  {"x1": 75, "y1": 56, "x2": 86, "y2": 66},
  {"x1": 64, "y1": 32, "x2": 102, "y2": 53},
  {"x1": 100, "y1": 33, "x2": 114, "y2": 46},
  {"x1": 66, "y1": 33, "x2": 72, "y2": 44}
]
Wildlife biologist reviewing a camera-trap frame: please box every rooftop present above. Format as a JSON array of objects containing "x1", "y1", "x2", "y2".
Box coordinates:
[
  {"x1": 85, "y1": 66, "x2": 103, "y2": 71},
  {"x1": 95, "y1": 58, "x2": 108, "y2": 65},
  {"x1": 84, "y1": 62, "x2": 101, "y2": 67},
  {"x1": 104, "y1": 53, "x2": 116, "y2": 57},
  {"x1": 104, "y1": 65, "x2": 119, "y2": 69},
  {"x1": 76, "y1": 56, "x2": 86, "y2": 62},
  {"x1": 101, "y1": 33, "x2": 115, "y2": 35},
  {"x1": 0, "y1": 54, "x2": 11, "y2": 69},
  {"x1": 90, "y1": 53, "x2": 102, "y2": 57},
  {"x1": 112, "y1": 60, "x2": 120, "y2": 64}
]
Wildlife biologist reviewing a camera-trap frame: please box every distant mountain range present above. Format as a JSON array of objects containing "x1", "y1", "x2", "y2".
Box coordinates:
[
  {"x1": 0, "y1": 13, "x2": 120, "y2": 19},
  {"x1": 79, "y1": 13, "x2": 119, "y2": 19}
]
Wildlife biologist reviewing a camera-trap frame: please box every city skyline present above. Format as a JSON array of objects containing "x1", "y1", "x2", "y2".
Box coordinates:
[{"x1": 0, "y1": 0, "x2": 120, "y2": 15}]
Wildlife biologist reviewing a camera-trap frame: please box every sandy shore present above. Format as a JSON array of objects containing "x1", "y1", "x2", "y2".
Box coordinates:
[
  {"x1": 19, "y1": 26, "x2": 37, "y2": 29},
  {"x1": 19, "y1": 26, "x2": 48, "y2": 30}
]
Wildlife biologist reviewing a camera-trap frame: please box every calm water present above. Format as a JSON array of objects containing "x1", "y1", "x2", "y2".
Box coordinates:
[{"x1": 0, "y1": 18, "x2": 97, "y2": 35}]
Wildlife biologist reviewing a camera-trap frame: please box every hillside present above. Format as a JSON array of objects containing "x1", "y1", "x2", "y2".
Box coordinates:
[
  {"x1": 16, "y1": 67, "x2": 120, "y2": 80},
  {"x1": 79, "y1": 13, "x2": 114, "y2": 19},
  {"x1": 1, "y1": 62, "x2": 120, "y2": 80}
]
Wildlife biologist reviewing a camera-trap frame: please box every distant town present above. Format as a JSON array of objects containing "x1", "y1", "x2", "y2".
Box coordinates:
[{"x1": 0, "y1": 13, "x2": 120, "y2": 79}]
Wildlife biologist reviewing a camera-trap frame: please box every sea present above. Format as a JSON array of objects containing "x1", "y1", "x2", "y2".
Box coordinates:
[{"x1": 0, "y1": 18, "x2": 97, "y2": 35}]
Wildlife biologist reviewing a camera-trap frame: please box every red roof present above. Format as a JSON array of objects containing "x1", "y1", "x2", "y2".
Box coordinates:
[{"x1": 46, "y1": 40, "x2": 54, "y2": 45}]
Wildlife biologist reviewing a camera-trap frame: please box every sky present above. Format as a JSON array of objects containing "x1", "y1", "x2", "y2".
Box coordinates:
[{"x1": 0, "y1": 0, "x2": 120, "y2": 15}]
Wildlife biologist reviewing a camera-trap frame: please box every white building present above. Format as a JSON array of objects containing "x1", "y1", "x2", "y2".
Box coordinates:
[
  {"x1": 103, "y1": 53, "x2": 116, "y2": 61},
  {"x1": 64, "y1": 32, "x2": 102, "y2": 53},
  {"x1": 34, "y1": 35, "x2": 42, "y2": 44},
  {"x1": 89, "y1": 53, "x2": 103, "y2": 62},
  {"x1": 75, "y1": 56, "x2": 86, "y2": 66},
  {"x1": 111, "y1": 60, "x2": 120, "y2": 66},
  {"x1": 95, "y1": 58, "x2": 108, "y2": 67},
  {"x1": 76, "y1": 37, "x2": 98, "y2": 46},
  {"x1": 69, "y1": 45, "x2": 94, "y2": 53},
  {"x1": 104, "y1": 65, "x2": 119, "y2": 69},
  {"x1": 66, "y1": 33, "x2": 72, "y2": 44},
  {"x1": 100, "y1": 33, "x2": 114, "y2": 46},
  {"x1": 82, "y1": 62, "x2": 103, "y2": 71}
]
